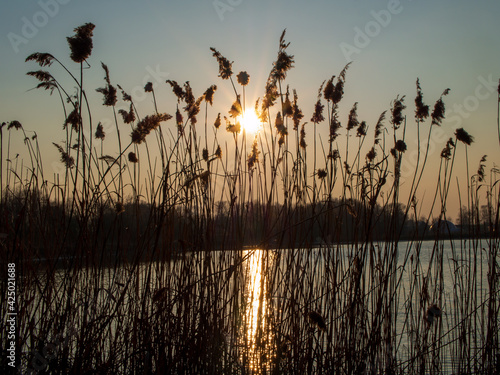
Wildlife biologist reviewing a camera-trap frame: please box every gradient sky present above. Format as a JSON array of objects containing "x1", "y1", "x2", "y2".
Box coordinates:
[{"x1": 1, "y1": 0, "x2": 499, "y2": 221}]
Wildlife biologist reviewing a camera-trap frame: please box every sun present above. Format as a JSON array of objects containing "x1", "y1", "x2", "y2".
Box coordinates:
[{"x1": 240, "y1": 109, "x2": 261, "y2": 134}]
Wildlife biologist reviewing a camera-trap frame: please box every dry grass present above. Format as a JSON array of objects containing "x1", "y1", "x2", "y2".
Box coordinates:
[{"x1": 0, "y1": 25, "x2": 499, "y2": 374}]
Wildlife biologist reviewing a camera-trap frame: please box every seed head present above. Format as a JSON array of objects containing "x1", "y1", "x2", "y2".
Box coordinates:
[
  {"x1": 144, "y1": 82, "x2": 153, "y2": 93},
  {"x1": 247, "y1": 138, "x2": 260, "y2": 170},
  {"x1": 391, "y1": 95, "x2": 406, "y2": 129},
  {"x1": 395, "y1": 140, "x2": 407, "y2": 153},
  {"x1": 299, "y1": 123, "x2": 307, "y2": 149},
  {"x1": 317, "y1": 169, "x2": 327, "y2": 180},
  {"x1": 237, "y1": 71, "x2": 250, "y2": 86},
  {"x1": 356, "y1": 121, "x2": 367, "y2": 137},
  {"x1": 7, "y1": 121, "x2": 22, "y2": 130},
  {"x1": 214, "y1": 113, "x2": 221, "y2": 129},
  {"x1": 347, "y1": 102, "x2": 359, "y2": 131},
  {"x1": 455, "y1": 127, "x2": 474, "y2": 146},
  {"x1": 431, "y1": 89, "x2": 450, "y2": 126},
  {"x1": 67, "y1": 23, "x2": 95, "y2": 63},
  {"x1": 95, "y1": 122, "x2": 105, "y2": 140},
  {"x1": 166, "y1": 80, "x2": 185, "y2": 102},
  {"x1": 311, "y1": 99, "x2": 324, "y2": 123},
  {"x1": 415, "y1": 78, "x2": 429, "y2": 122},
  {"x1": 210, "y1": 47, "x2": 233, "y2": 80},
  {"x1": 128, "y1": 152, "x2": 138, "y2": 163},
  {"x1": 26, "y1": 52, "x2": 54, "y2": 67},
  {"x1": 215, "y1": 145, "x2": 222, "y2": 159},
  {"x1": 119, "y1": 103, "x2": 136, "y2": 125},
  {"x1": 203, "y1": 84, "x2": 217, "y2": 105}
]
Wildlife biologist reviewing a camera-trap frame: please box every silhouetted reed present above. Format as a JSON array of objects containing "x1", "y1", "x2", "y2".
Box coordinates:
[{"x1": 0, "y1": 25, "x2": 498, "y2": 375}]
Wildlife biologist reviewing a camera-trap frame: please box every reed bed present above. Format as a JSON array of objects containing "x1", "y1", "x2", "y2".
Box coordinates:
[{"x1": 0, "y1": 24, "x2": 499, "y2": 374}]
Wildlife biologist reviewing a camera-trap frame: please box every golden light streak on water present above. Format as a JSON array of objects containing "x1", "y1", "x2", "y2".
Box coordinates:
[{"x1": 242, "y1": 249, "x2": 271, "y2": 373}]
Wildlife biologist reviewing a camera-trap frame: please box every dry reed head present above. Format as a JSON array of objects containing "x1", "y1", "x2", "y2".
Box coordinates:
[
  {"x1": 270, "y1": 29, "x2": 294, "y2": 82},
  {"x1": 390, "y1": 96, "x2": 406, "y2": 129},
  {"x1": 166, "y1": 80, "x2": 186, "y2": 102},
  {"x1": 229, "y1": 98, "x2": 243, "y2": 118},
  {"x1": 366, "y1": 147, "x2": 376, "y2": 162},
  {"x1": 119, "y1": 104, "x2": 136, "y2": 124},
  {"x1": 226, "y1": 120, "x2": 241, "y2": 135},
  {"x1": 414, "y1": 78, "x2": 429, "y2": 121},
  {"x1": 131, "y1": 113, "x2": 172, "y2": 144},
  {"x1": 323, "y1": 76, "x2": 335, "y2": 101},
  {"x1": 300, "y1": 123, "x2": 307, "y2": 149},
  {"x1": 440, "y1": 138, "x2": 454, "y2": 159},
  {"x1": 247, "y1": 138, "x2": 260, "y2": 170},
  {"x1": 64, "y1": 104, "x2": 82, "y2": 132},
  {"x1": 311, "y1": 99, "x2": 324, "y2": 123},
  {"x1": 455, "y1": 127, "x2": 474, "y2": 145},
  {"x1": 214, "y1": 113, "x2": 221, "y2": 129},
  {"x1": 25, "y1": 52, "x2": 54, "y2": 67},
  {"x1": 210, "y1": 47, "x2": 233, "y2": 80},
  {"x1": 117, "y1": 84, "x2": 132, "y2": 102},
  {"x1": 283, "y1": 91, "x2": 293, "y2": 118},
  {"x1": 236, "y1": 71, "x2": 250, "y2": 86},
  {"x1": 144, "y1": 82, "x2": 153, "y2": 93},
  {"x1": 27, "y1": 70, "x2": 53, "y2": 82},
  {"x1": 95, "y1": 122, "x2": 105, "y2": 140},
  {"x1": 431, "y1": 88, "x2": 450, "y2": 126},
  {"x1": 373, "y1": 111, "x2": 386, "y2": 145},
  {"x1": 395, "y1": 140, "x2": 407, "y2": 153},
  {"x1": 203, "y1": 85, "x2": 217, "y2": 105},
  {"x1": 128, "y1": 152, "x2": 138, "y2": 163},
  {"x1": 356, "y1": 121, "x2": 367, "y2": 137},
  {"x1": 347, "y1": 102, "x2": 359, "y2": 131},
  {"x1": 96, "y1": 63, "x2": 117, "y2": 107},
  {"x1": 53, "y1": 142, "x2": 74, "y2": 168},
  {"x1": 292, "y1": 90, "x2": 303, "y2": 130},
  {"x1": 317, "y1": 169, "x2": 327, "y2": 180},
  {"x1": 67, "y1": 23, "x2": 95, "y2": 63},
  {"x1": 331, "y1": 63, "x2": 351, "y2": 105},
  {"x1": 7, "y1": 120, "x2": 22, "y2": 130},
  {"x1": 477, "y1": 155, "x2": 487, "y2": 182}
]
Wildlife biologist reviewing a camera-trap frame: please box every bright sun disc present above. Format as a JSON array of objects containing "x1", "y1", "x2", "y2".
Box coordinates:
[{"x1": 241, "y1": 110, "x2": 261, "y2": 133}]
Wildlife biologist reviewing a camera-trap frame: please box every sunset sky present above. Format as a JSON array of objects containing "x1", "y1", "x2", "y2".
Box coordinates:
[{"x1": 1, "y1": 0, "x2": 499, "y2": 221}]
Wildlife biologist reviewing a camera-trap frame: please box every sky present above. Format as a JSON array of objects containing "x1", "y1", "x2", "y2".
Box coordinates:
[{"x1": 1, "y1": 0, "x2": 499, "y2": 221}]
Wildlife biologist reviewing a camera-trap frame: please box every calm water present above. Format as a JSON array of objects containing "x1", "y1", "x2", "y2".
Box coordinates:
[{"x1": 20, "y1": 238, "x2": 497, "y2": 374}]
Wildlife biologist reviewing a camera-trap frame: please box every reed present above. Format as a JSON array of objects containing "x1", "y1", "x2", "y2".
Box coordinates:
[{"x1": 0, "y1": 24, "x2": 498, "y2": 374}]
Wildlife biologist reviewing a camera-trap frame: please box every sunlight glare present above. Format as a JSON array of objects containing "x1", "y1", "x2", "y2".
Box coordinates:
[{"x1": 240, "y1": 110, "x2": 261, "y2": 134}]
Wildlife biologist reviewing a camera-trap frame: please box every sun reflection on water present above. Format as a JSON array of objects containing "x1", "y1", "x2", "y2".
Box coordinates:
[{"x1": 242, "y1": 249, "x2": 272, "y2": 372}]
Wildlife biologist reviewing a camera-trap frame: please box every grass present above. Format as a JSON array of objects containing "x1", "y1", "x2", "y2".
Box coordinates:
[{"x1": 0, "y1": 24, "x2": 499, "y2": 374}]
